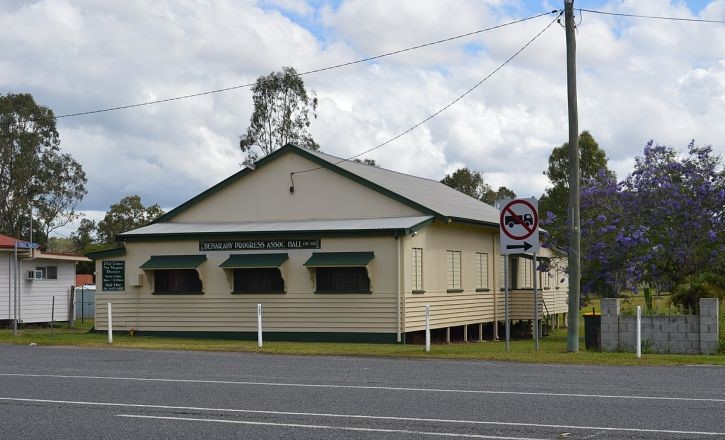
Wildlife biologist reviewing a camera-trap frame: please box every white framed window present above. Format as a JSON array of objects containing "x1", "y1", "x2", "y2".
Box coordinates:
[
  {"x1": 411, "y1": 248, "x2": 423, "y2": 292},
  {"x1": 474, "y1": 252, "x2": 489, "y2": 290},
  {"x1": 498, "y1": 255, "x2": 512, "y2": 290},
  {"x1": 35, "y1": 266, "x2": 58, "y2": 280},
  {"x1": 446, "y1": 250, "x2": 461, "y2": 291},
  {"x1": 519, "y1": 258, "x2": 533, "y2": 289}
]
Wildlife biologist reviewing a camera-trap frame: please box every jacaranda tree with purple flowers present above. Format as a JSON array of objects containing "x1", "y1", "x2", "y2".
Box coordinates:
[
  {"x1": 578, "y1": 141, "x2": 724, "y2": 296},
  {"x1": 621, "y1": 141, "x2": 724, "y2": 290}
]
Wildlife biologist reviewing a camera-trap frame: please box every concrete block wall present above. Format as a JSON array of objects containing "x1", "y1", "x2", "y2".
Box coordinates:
[
  {"x1": 700, "y1": 298, "x2": 720, "y2": 355},
  {"x1": 600, "y1": 298, "x2": 620, "y2": 352},
  {"x1": 600, "y1": 298, "x2": 719, "y2": 355}
]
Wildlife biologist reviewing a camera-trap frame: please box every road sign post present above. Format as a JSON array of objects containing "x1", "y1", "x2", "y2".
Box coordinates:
[
  {"x1": 13, "y1": 240, "x2": 39, "y2": 335},
  {"x1": 504, "y1": 255, "x2": 510, "y2": 351},
  {"x1": 500, "y1": 198, "x2": 540, "y2": 350}
]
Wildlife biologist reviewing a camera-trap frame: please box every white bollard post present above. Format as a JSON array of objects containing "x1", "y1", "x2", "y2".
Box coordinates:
[
  {"x1": 636, "y1": 306, "x2": 641, "y2": 358},
  {"x1": 257, "y1": 303, "x2": 263, "y2": 348},
  {"x1": 107, "y1": 302, "x2": 113, "y2": 344},
  {"x1": 425, "y1": 304, "x2": 430, "y2": 352}
]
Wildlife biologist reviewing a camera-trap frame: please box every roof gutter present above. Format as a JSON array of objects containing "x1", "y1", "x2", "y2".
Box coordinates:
[{"x1": 448, "y1": 217, "x2": 500, "y2": 230}]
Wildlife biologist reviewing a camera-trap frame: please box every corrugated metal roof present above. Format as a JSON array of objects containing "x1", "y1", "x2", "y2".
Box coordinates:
[
  {"x1": 121, "y1": 216, "x2": 434, "y2": 237},
  {"x1": 302, "y1": 148, "x2": 500, "y2": 225},
  {"x1": 0, "y1": 234, "x2": 18, "y2": 248}
]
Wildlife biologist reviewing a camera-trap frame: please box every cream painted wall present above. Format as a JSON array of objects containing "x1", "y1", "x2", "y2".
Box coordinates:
[
  {"x1": 401, "y1": 227, "x2": 570, "y2": 332},
  {"x1": 402, "y1": 221, "x2": 499, "y2": 331},
  {"x1": 95, "y1": 235, "x2": 400, "y2": 333},
  {"x1": 172, "y1": 152, "x2": 421, "y2": 222},
  {"x1": 95, "y1": 225, "x2": 569, "y2": 335}
]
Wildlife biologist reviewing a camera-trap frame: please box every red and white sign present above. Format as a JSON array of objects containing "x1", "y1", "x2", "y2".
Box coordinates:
[{"x1": 499, "y1": 198, "x2": 539, "y2": 254}]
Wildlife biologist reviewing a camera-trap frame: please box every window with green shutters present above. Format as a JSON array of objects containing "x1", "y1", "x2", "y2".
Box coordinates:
[
  {"x1": 474, "y1": 252, "x2": 488, "y2": 290},
  {"x1": 446, "y1": 250, "x2": 461, "y2": 291},
  {"x1": 411, "y1": 248, "x2": 423, "y2": 292}
]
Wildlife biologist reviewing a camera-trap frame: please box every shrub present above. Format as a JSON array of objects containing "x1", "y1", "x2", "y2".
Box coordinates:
[{"x1": 669, "y1": 273, "x2": 725, "y2": 314}]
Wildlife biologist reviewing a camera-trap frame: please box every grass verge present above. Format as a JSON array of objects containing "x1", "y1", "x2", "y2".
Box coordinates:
[{"x1": 0, "y1": 319, "x2": 722, "y2": 367}]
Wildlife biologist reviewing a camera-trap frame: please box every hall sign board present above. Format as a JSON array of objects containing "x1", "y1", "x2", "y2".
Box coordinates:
[
  {"x1": 199, "y1": 239, "x2": 321, "y2": 252},
  {"x1": 102, "y1": 260, "x2": 125, "y2": 291},
  {"x1": 499, "y1": 198, "x2": 539, "y2": 255}
]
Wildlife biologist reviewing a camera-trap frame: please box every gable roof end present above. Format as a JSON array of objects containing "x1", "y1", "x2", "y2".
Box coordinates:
[{"x1": 154, "y1": 144, "x2": 500, "y2": 227}]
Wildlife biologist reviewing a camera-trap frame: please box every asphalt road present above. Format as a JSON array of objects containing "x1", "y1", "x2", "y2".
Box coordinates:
[{"x1": 0, "y1": 344, "x2": 723, "y2": 439}]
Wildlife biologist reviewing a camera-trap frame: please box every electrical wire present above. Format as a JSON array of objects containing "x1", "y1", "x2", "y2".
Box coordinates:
[
  {"x1": 578, "y1": 8, "x2": 725, "y2": 24},
  {"x1": 290, "y1": 12, "x2": 562, "y2": 178},
  {"x1": 32, "y1": 10, "x2": 558, "y2": 122}
]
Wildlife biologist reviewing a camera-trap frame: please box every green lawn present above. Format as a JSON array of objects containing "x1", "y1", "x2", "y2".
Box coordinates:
[{"x1": 1, "y1": 313, "x2": 722, "y2": 366}]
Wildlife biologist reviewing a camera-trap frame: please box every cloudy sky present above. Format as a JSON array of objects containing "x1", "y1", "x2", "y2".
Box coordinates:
[{"x1": 2, "y1": 0, "x2": 724, "y2": 236}]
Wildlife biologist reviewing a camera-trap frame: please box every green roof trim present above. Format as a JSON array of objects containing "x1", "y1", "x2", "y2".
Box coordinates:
[
  {"x1": 85, "y1": 247, "x2": 126, "y2": 260},
  {"x1": 152, "y1": 144, "x2": 446, "y2": 224},
  {"x1": 220, "y1": 253, "x2": 289, "y2": 268},
  {"x1": 140, "y1": 255, "x2": 207, "y2": 269},
  {"x1": 304, "y1": 251, "x2": 375, "y2": 267}
]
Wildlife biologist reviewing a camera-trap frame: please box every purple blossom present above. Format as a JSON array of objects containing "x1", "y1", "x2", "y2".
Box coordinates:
[{"x1": 580, "y1": 139, "x2": 724, "y2": 295}]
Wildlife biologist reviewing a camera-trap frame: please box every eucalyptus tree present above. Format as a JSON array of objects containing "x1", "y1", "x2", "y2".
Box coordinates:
[
  {"x1": 0, "y1": 93, "x2": 86, "y2": 244},
  {"x1": 239, "y1": 66, "x2": 319, "y2": 162}
]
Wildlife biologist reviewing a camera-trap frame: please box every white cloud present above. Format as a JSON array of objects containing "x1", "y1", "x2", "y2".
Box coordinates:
[{"x1": 0, "y1": 0, "x2": 722, "y2": 237}]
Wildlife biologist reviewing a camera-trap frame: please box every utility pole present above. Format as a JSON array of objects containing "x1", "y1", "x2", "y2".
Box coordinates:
[{"x1": 565, "y1": 0, "x2": 581, "y2": 352}]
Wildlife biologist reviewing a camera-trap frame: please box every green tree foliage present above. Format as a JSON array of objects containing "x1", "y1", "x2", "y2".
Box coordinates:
[
  {"x1": 482, "y1": 186, "x2": 517, "y2": 209},
  {"x1": 353, "y1": 158, "x2": 377, "y2": 166},
  {"x1": 539, "y1": 131, "x2": 613, "y2": 248},
  {"x1": 0, "y1": 93, "x2": 87, "y2": 245},
  {"x1": 670, "y1": 273, "x2": 725, "y2": 314},
  {"x1": 96, "y1": 195, "x2": 164, "y2": 244},
  {"x1": 579, "y1": 141, "x2": 724, "y2": 297},
  {"x1": 440, "y1": 168, "x2": 489, "y2": 200},
  {"x1": 239, "y1": 66, "x2": 319, "y2": 162},
  {"x1": 440, "y1": 168, "x2": 516, "y2": 207},
  {"x1": 71, "y1": 218, "x2": 97, "y2": 250},
  {"x1": 46, "y1": 236, "x2": 75, "y2": 253}
]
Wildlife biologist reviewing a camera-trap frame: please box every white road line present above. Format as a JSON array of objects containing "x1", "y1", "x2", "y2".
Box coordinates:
[
  {"x1": 1, "y1": 396, "x2": 724, "y2": 437},
  {"x1": 1, "y1": 372, "x2": 724, "y2": 403},
  {"x1": 116, "y1": 414, "x2": 545, "y2": 440}
]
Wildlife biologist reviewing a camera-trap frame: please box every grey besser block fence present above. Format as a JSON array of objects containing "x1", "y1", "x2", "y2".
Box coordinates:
[{"x1": 601, "y1": 298, "x2": 719, "y2": 354}]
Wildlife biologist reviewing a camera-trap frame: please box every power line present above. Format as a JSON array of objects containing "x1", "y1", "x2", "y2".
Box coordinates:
[
  {"x1": 290, "y1": 13, "x2": 562, "y2": 178},
  {"x1": 578, "y1": 8, "x2": 725, "y2": 24},
  {"x1": 35, "y1": 10, "x2": 558, "y2": 122}
]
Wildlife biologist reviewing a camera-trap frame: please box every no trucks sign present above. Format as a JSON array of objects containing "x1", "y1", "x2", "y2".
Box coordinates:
[{"x1": 499, "y1": 198, "x2": 539, "y2": 255}]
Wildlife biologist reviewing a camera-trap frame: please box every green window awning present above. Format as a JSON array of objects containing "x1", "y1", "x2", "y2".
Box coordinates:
[
  {"x1": 140, "y1": 255, "x2": 207, "y2": 270},
  {"x1": 304, "y1": 252, "x2": 375, "y2": 267},
  {"x1": 220, "y1": 253, "x2": 289, "y2": 268}
]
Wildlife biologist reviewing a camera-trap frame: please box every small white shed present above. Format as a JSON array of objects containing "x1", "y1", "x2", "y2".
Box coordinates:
[{"x1": 1, "y1": 234, "x2": 90, "y2": 324}]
